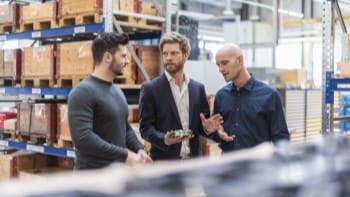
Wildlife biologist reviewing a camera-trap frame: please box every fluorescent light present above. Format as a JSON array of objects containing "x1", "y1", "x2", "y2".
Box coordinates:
[
  {"x1": 198, "y1": 35, "x2": 225, "y2": 42},
  {"x1": 278, "y1": 9, "x2": 304, "y2": 18},
  {"x1": 177, "y1": 10, "x2": 214, "y2": 20}
]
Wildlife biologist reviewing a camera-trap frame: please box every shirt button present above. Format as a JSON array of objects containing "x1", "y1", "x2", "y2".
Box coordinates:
[{"x1": 236, "y1": 108, "x2": 239, "y2": 111}]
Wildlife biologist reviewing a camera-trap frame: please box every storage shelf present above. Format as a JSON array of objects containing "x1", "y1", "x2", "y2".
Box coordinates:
[
  {"x1": 0, "y1": 87, "x2": 71, "y2": 96},
  {"x1": 0, "y1": 5, "x2": 157, "y2": 160},
  {"x1": 0, "y1": 139, "x2": 75, "y2": 158},
  {"x1": 0, "y1": 22, "x2": 161, "y2": 41},
  {"x1": 0, "y1": 23, "x2": 104, "y2": 41},
  {"x1": 326, "y1": 72, "x2": 350, "y2": 103}
]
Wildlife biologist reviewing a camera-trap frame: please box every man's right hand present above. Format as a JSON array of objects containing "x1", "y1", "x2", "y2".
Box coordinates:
[
  {"x1": 125, "y1": 150, "x2": 141, "y2": 164},
  {"x1": 164, "y1": 131, "x2": 193, "y2": 145}
]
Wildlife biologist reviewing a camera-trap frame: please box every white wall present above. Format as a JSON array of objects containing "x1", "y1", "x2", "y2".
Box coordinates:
[
  {"x1": 184, "y1": 60, "x2": 226, "y2": 95},
  {"x1": 223, "y1": 21, "x2": 272, "y2": 44}
]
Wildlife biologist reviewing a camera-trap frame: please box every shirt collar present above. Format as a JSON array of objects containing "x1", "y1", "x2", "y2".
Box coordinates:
[
  {"x1": 231, "y1": 74, "x2": 256, "y2": 92},
  {"x1": 165, "y1": 71, "x2": 190, "y2": 85}
]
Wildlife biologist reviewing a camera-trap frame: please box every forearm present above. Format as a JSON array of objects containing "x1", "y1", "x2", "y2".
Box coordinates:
[
  {"x1": 140, "y1": 125, "x2": 168, "y2": 151},
  {"x1": 73, "y1": 129, "x2": 128, "y2": 161}
]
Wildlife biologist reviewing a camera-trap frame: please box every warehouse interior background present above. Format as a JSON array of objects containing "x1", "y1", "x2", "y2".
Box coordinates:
[{"x1": 0, "y1": 0, "x2": 350, "y2": 196}]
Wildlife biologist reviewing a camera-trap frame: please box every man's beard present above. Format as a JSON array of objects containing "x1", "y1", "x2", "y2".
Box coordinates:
[
  {"x1": 109, "y1": 58, "x2": 123, "y2": 76},
  {"x1": 165, "y1": 61, "x2": 184, "y2": 75}
]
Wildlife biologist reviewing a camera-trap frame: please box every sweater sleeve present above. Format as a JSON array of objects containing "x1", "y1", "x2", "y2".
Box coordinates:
[
  {"x1": 126, "y1": 123, "x2": 144, "y2": 152},
  {"x1": 68, "y1": 86, "x2": 128, "y2": 162}
]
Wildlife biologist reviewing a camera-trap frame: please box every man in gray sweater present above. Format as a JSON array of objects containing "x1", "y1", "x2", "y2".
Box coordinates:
[{"x1": 68, "y1": 32, "x2": 152, "y2": 170}]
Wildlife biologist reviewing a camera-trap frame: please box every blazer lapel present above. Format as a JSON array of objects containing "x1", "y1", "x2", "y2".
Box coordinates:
[
  {"x1": 188, "y1": 80, "x2": 194, "y2": 128},
  {"x1": 161, "y1": 74, "x2": 182, "y2": 126}
]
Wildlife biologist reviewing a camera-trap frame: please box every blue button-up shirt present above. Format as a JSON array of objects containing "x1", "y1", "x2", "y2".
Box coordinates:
[{"x1": 213, "y1": 76, "x2": 289, "y2": 152}]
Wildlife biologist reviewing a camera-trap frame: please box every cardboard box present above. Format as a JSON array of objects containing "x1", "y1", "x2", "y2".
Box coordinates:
[
  {"x1": 141, "y1": 1, "x2": 158, "y2": 16},
  {"x1": 337, "y1": 61, "x2": 350, "y2": 78},
  {"x1": 0, "y1": 49, "x2": 22, "y2": 80},
  {"x1": 22, "y1": 45, "x2": 55, "y2": 78},
  {"x1": 58, "y1": 0, "x2": 103, "y2": 17},
  {"x1": 279, "y1": 68, "x2": 306, "y2": 87},
  {"x1": 57, "y1": 157, "x2": 73, "y2": 169},
  {"x1": 128, "y1": 108, "x2": 139, "y2": 123},
  {"x1": 21, "y1": 2, "x2": 57, "y2": 22},
  {"x1": 56, "y1": 41, "x2": 93, "y2": 78},
  {"x1": 18, "y1": 103, "x2": 57, "y2": 140},
  {"x1": 57, "y1": 104, "x2": 70, "y2": 141},
  {"x1": 134, "y1": 45, "x2": 160, "y2": 84},
  {"x1": 0, "y1": 151, "x2": 51, "y2": 181},
  {"x1": 0, "y1": 4, "x2": 19, "y2": 25},
  {"x1": 18, "y1": 167, "x2": 68, "y2": 180}
]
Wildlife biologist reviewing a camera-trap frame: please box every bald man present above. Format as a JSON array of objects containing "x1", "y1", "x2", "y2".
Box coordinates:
[{"x1": 212, "y1": 45, "x2": 290, "y2": 152}]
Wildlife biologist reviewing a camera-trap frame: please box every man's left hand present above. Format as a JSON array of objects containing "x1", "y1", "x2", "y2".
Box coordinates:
[{"x1": 200, "y1": 113, "x2": 223, "y2": 133}]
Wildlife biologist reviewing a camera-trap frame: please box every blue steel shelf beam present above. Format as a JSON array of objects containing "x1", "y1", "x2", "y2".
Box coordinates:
[
  {"x1": 326, "y1": 72, "x2": 350, "y2": 103},
  {"x1": 0, "y1": 139, "x2": 75, "y2": 158},
  {"x1": 0, "y1": 22, "x2": 161, "y2": 42},
  {"x1": 0, "y1": 23, "x2": 105, "y2": 41},
  {"x1": 0, "y1": 87, "x2": 71, "y2": 97}
]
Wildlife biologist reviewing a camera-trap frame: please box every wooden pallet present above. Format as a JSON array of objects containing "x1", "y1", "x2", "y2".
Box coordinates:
[
  {"x1": 21, "y1": 77, "x2": 54, "y2": 87},
  {"x1": 59, "y1": 13, "x2": 101, "y2": 27},
  {"x1": 20, "y1": 19, "x2": 57, "y2": 32},
  {"x1": 114, "y1": 75, "x2": 135, "y2": 85},
  {"x1": 0, "y1": 129, "x2": 16, "y2": 140},
  {"x1": 56, "y1": 138, "x2": 73, "y2": 148},
  {"x1": 56, "y1": 75, "x2": 86, "y2": 87},
  {"x1": 114, "y1": 16, "x2": 162, "y2": 32},
  {"x1": 0, "y1": 23, "x2": 16, "y2": 33},
  {"x1": 0, "y1": 77, "x2": 17, "y2": 86},
  {"x1": 17, "y1": 132, "x2": 54, "y2": 146}
]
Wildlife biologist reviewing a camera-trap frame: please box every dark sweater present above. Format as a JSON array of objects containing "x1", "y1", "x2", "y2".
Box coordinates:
[{"x1": 68, "y1": 75, "x2": 143, "y2": 169}]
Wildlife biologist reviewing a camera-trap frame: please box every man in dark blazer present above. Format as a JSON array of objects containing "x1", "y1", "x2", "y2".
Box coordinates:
[{"x1": 139, "y1": 32, "x2": 232, "y2": 160}]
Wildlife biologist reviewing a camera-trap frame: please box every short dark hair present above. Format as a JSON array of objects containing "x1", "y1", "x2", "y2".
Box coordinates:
[{"x1": 92, "y1": 32, "x2": 129, "y2": 65}]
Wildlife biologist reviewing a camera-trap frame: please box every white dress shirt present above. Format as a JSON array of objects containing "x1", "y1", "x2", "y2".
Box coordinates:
[{"x1": 165, "y1": 71, "x2": 190, "y2": 159}]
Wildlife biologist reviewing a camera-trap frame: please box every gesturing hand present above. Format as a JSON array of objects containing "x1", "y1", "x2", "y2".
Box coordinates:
[
  {"x1": 200, "y1": 113, "x2": 224, "y2": 134},
  {"x1": 218, "y1": 125, "x2": 235, "y2": 142}
]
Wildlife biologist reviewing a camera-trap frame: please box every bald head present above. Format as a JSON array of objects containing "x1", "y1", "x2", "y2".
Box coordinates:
[
  {"x1": 216, "y1": 44, "x2": 242, "y2": 58},
  {"x1": 215, "y1": 44, "x2": 249, "y2": 84}
]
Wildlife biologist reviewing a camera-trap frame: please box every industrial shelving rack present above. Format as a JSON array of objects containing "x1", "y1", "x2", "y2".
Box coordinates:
[
  {"x1": 0, "y1": 0, "x2": 166, "y2": 158},
  {"x1": 322, "y1": 0, "x2": 350, "y2": 134}
]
